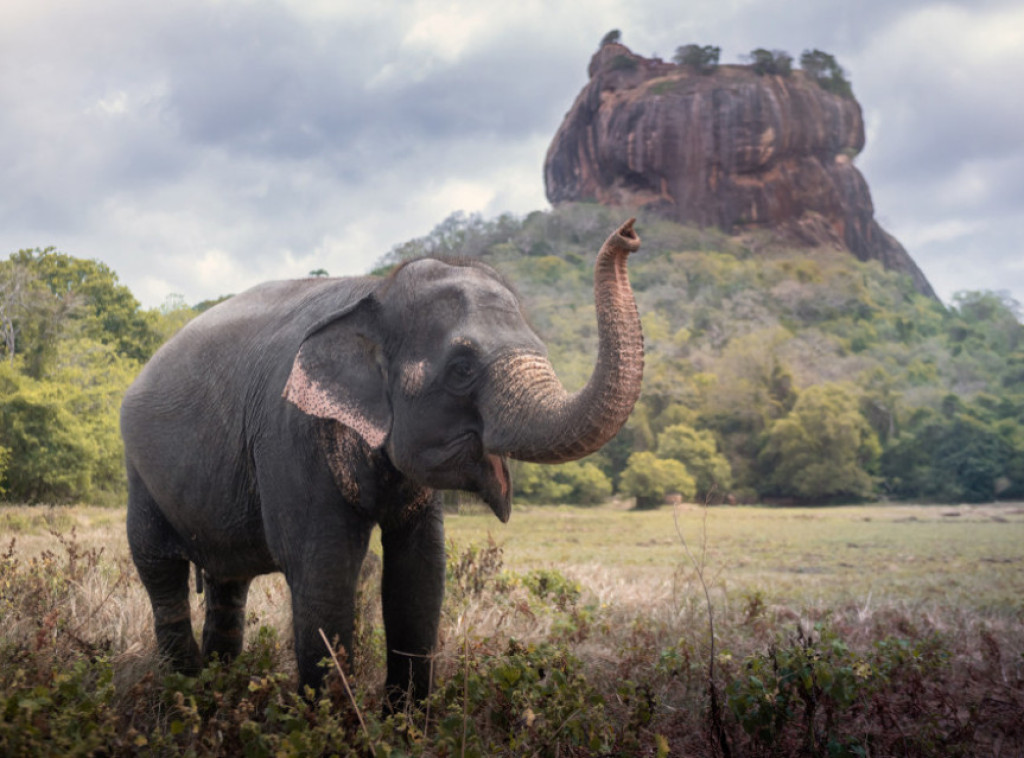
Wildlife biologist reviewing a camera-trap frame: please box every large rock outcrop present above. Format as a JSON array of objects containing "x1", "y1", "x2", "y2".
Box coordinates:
[{"x1": 545, "y1": 44, "x2": 935, "y2": 297}]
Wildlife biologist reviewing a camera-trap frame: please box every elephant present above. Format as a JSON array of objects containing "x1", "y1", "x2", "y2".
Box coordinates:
[{"x1": 121, "y1": 218, "x2": 644, "y2": 705}]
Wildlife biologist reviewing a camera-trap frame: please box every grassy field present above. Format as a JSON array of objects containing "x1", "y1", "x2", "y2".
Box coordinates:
[{"x1": 1, "y1": 501, "x2": 1022, "y2": 756}]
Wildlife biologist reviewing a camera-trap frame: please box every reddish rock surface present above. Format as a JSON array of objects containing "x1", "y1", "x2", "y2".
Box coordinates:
[{"x1": 545, "y1": 44, "x2": 935, "y2": 297}]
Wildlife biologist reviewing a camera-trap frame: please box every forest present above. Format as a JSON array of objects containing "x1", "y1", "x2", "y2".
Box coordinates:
[{"x1": 2, "y1": 202, "x2": 1022, "y2": 506}]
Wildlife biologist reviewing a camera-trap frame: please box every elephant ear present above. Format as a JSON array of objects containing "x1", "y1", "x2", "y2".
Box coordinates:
[{"x1": 283, "y1": 297, "x2": 391, "y2": 449}]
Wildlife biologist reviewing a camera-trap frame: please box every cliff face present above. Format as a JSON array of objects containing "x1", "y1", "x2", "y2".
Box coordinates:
[{"x1": 545, "y1": 44, "x2": 935, "y2": 297}]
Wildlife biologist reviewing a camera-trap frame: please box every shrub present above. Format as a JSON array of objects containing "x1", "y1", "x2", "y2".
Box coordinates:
[
  {"x1": 881, "y1": 408, "x2": 1016, "y2": 502},
  {"x1": 800, "y1": 49, "x2": 853, "y2": 97},
  {"x1": 746, "y1": 48, "x2": 793, "y2": 76},
  {"x1": 673, "y1": 44, "x2": 721, "y2": 73},
  {"x1": 656, "y1": 424, "x2": 733, "y2": 500},
  {"x1": 759, "y1": 383, "x2": 880, "y2": 501},
  {"x1": 514, "y1": 460, "x2": 611, "y2": 505},
  {"x1": 619, "y1": 451, "x2": 696, "y2": 508},
  {"x1": 609, "y1": 54, "x2": 638, "y2": 72}
]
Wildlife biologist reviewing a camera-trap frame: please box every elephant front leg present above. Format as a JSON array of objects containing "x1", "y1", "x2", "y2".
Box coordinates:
[
  {"x1": 381, "y1": 497, "x2": 446, "y2": 710},
  {"x1": 287, "y1": 523, "x2": 372, "y2": 694},
  {"x1": 292, "y1": 589, "x2": 359, "y2": 694}
]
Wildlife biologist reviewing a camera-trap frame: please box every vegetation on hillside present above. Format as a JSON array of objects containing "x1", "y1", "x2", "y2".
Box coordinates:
[
  {"x1": 380, "y1": 204, "x2": 1024, "y2": 506},
  {"x1": 2, "y1": 204, "x2": 1022, "y2": 506}
]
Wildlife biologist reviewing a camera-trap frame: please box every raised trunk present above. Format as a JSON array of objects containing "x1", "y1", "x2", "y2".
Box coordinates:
[{"x1": 482, "y1": 219, "x2": 644, "y2": 463}]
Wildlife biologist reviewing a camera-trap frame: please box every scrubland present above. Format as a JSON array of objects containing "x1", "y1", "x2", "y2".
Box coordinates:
[{"x1": 1, "y1": 501, "x2": 1022, "y2": 756}]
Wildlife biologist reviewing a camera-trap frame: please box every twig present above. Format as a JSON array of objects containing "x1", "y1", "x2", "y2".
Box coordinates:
[
  {"x1": 461, "y1": 629, "x2": 469, "y2": 758},
  {"x1": 318, "y1": 628, "x2": 371, "y2": 745},
  {"x1": 68, "y1": 563, "x2": 130, "y2": 639},
  {"x1": 673, "y1": 491, "x2": 731, "y2": 758},
  {"x1": 424, "y1": 651, "x2": 434, "y2": 743},
  {"x1": 530, "y1": 708, "x2": 583, "y2": 758}
]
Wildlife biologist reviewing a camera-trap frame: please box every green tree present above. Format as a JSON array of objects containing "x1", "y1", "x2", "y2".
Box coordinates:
[
  {"x1": 515, "y1": 460, "x2": 612, "y2": 505},
  {"x1": 619, "y1": 452, "x2": 696, "y2": 509},
  {"x1": 0, "y1": 363, "x2": 100, "y2": 503},
  {"x1": 51, "y1": 337, "x2": 138, "y2": 498},
  {"x1": 948, "y1": 291, "x2": 1023, "y2": 358},
  {"x1": 0, "y1": 256, "x2": 79, "y2": 375},
  {"x1": 882, "y1": 407, "x2": 1015, "y2": 503},
  {"x1": 799, "y1": 49, "x2": 852, "y2": 97},
  {"x1": 0, "y1": 260, "x2": 34, "y2": 363},
  {"x1": 148, "y1": 294, "x2": 198, "y2": 345},
  {"x1": 747, "y1": 48, "x2": 792, "y2": 76},
  {"x1": 673, "y1": 44, "x2": 721, "y2": 73},
  {"x1": 600, "y1": 29, "x2": 621, "y2": 48},
  {"x1": 0, "y1": 443, "x2": 9, "y2": 497},
  {"x1": 6, "y1": 248, "x2": 161, "y2": 373},
  {"x1": 657, "y1": 424, "x2": 733, "y2": 500},
  {"x1": 0, "y1": 336, "x2": 135, "y2": 503},
  {"x1": 760, "y1": 383, "x2": 880, "y2": 501}
]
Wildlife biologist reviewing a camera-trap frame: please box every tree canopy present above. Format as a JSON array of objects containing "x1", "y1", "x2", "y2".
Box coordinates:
[
  {"x1": 800, "y1": 49, "x2": 853, "y2": 97},
  {"x1": 0, "y1": 249, "x2": 199, "y2": 503},
  {"x1": 3, "y1": 204, "x2": 1022, "y2": 507},
  {"x1": 673, "y1": 44, "x2": 721, "y2": 73}
]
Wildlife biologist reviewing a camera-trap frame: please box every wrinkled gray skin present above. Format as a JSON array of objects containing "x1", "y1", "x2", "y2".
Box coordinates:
[{"x1": 122, "y1": 220, "x2": 644, "y2": 706}]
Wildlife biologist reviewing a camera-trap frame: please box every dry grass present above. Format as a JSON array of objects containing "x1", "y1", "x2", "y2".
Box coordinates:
[{"x1": 1, "y1": 501, "x2": 1022, "y2": 755}]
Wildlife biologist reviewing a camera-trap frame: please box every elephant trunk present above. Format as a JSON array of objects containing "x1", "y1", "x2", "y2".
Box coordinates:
[{"x1": 482, "y1": 218, "x2": 644, "y2": 463}]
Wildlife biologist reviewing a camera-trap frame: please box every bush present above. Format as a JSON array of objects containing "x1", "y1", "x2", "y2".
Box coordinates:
[
  {"x1": 882, "y1": 407, "x2": 1017, "y2": 502},
  {"x1": 800, "y1": 49, "x2": 853, "y2": 97},
  {"x1": 0, "y1": 445, "x2": 9, "y2": 497},
  {"x1": 759, "y1": 383, "x2": 880, "y2": 501},
  {"x1": 656, "y1": 424, "x2": 733, "y2": 500},
  {"x1": 0, "y1": 365, "x2": 100, "y2": 502},
  {"x1": 746, "y1": 48, "x2": 793, "y2": 76},
  {"x1": 673, "y1": 44, "x2": 721, "y2": 73},
  {"x1": 619, "y1": 451, "x2": 696, "y2": 508},
  {"x1": 514, "y1": 460, "x2": 612, "y2": 505},
  {"x1": 0, "y1": 341, "x2": 134, "y2": 503}
]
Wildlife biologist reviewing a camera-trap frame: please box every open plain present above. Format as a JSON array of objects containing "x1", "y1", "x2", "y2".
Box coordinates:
[{"x1": 1, "y1": 501, "x2": 1022, "y2": 755}]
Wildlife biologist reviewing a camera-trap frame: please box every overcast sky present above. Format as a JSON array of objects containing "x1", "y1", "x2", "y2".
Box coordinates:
[{"x1": 2, "y1": 0, "x2": 1022, "y2": 309}]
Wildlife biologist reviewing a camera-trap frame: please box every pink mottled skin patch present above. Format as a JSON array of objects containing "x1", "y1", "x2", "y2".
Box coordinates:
[
  {"x1": 283, "y1": 358, "x2": 388, "y2": 448},
  {"x1": 400, "y1": 360, "x2": 428, "y2": 396}
]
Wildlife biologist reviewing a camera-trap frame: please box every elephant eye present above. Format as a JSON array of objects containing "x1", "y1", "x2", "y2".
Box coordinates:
[{"x1": 445, "y1": 356, "x2": 477, "y2": 394}]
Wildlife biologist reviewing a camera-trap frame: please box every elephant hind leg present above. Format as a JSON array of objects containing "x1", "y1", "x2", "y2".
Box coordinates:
[
  {"x1": 127, "y1": 470, "x2": 201, "y2": 674},
  {"x1": 134, "y1": 556, "x2": 201, "y2": 674},
  {"x1": 201, "y1": 575, "x2": 251, "y2": 663}
]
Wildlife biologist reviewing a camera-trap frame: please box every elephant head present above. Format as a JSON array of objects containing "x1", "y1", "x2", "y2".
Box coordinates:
[{"x1": 283, "y1": 219, "x2": 644, "y2": 522}]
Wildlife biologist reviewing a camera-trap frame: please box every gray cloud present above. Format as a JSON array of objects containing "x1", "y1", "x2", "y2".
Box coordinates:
[{"x1": 0, "y1": 0, "x2": 1021, "y2": 309}]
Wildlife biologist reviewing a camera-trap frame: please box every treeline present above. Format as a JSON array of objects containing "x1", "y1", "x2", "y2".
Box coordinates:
[
  {"x1": 3, "y1": 205, "x2": 1023, "y2": 506},
  {"x1": 599, "y1": 28, "x2": 852, "y2": 97},
  {"x1": 0, "y1": 249, "x2": 198, "y2": 503},
  {"x1": 382, "y1": 204, "x2": 1024, "y2": 506}
]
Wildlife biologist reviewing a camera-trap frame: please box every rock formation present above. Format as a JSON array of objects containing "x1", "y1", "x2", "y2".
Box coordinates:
[{"x1": 545, "y1": 43, "x2": 936, "y2": 298}]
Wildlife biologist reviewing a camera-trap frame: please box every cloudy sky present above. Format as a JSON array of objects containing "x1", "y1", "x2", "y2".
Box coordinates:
[{"x1": 2, "y1": 0, "x2": 1022, "y2": 309}]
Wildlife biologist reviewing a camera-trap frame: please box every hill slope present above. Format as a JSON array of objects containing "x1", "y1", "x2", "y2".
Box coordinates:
[{"x1": 384, "y1": 203, "x2": 1024, "y2": 505}]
